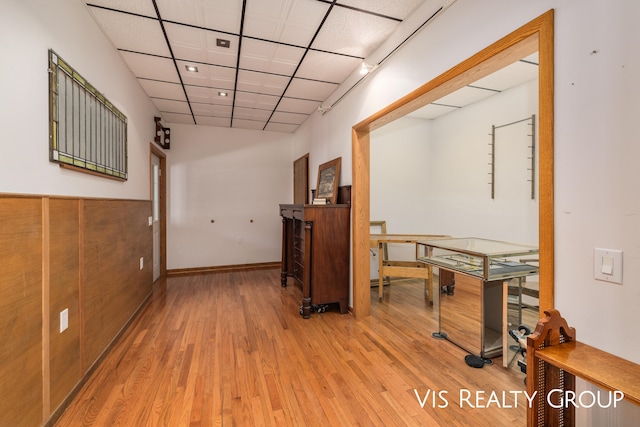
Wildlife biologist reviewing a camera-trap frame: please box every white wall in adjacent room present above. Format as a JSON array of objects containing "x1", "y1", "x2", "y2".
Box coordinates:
[{"x1": 166, "y1": 124, "x2": 293, "y2": 269}]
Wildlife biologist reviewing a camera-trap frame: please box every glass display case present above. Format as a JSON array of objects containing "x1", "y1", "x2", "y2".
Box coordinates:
[
  {"x1": 416, "y1": 237, "x2": 539, "y2": 364},
  {"x1": 416, "y1": 237, "x2": 539, "y2": 281}
]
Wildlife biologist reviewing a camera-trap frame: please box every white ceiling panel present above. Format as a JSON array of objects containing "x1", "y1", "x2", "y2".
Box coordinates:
[
  {"x1": 236, "y1": 70, "x2": 289, "y2": 96},
  {"x1": 185, "y1": 86, "x2": 234, "y2": 106},
  {"x1": 162, "y1": 112, "x2": 194, "y2": 124},
  {"x1": 243, "y1": 0, "x2": 330, "y2": 46},
  {"x1": 165, "y1": 23, "x2": 239, "y2": 67},
  {"x1": 86, "y1": 0, "x2": 157, "y2": 18},
  {"x1": 311, "y1": 6, "x2": 397, "y2": 57},
  {"x1": 234, "y1": 92, "x2": 280, "y2": 110},
  {"x1": 119, "y1": 51, "x2": 180, "y2": 83},
  {"x1": 138, "y1": 79, "x2": 187, "y2": 102},
  {"x1": 233, "y1": 107, "x2": 273, "y2": 121},
  {"x1": 337, "y1": 0, "x2": 425, "y2": 20},
  {"x1": 191, "y1": 103, "x2": 232, "y2": 117},
  {"x1": 177, "y1": 61, "x2": 236, "y2": 89},
  {"x1": 296, "y1": 50, "x2": 361, "y2": 83},
  {"x1": 277, "y1": 97, "x2": 319, "y2": 115},
  {"x1": 285, "y1": 78, "x2": 338, "y2": 101},
  {"x1": 83, "y1": 1, "x2": 528, "y2": 133},
  {"x1": 232, "y1": 119, "x2": 267, "y2": 130},
  {"x1": 196, "y1": 116, "x2": 232, "y2": 127},
  {"x1": 89, "y1": 8, "x2": 170, "y2": 57},
  {"x1": 155, "y1": 0, "x2": 243, "y2": 34},
  {"x1": 240, "y1": 38, "x2": 305, "y2": 76},
  {"x1": 271, "y1": 111, "x2": 307, "y2": 125},
  {"x1": 152, "y1": 98, "x2": 192, "y2": 114}
]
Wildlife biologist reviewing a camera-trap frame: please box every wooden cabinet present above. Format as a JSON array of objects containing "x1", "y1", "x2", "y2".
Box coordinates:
[{"x1": 279, "y1": 203, "x2": 350, "y2": 318}]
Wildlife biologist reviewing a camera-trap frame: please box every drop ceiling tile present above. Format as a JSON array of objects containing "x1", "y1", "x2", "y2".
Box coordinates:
[
  {"x1": 89, "y1": 8, "x2": 170, "y2": 57},
  {"x1": 155, "y1": 0, "x2": 243, "y2": 33},
  {"x1": 284, "y1": 78, "x2": 338, "y2": 101},
  {"x1": 434, "y1": 86, "x2": 496, "y2": 108},
  {"x1": 232, "y1": 119, "x2": 267, "y2": 131},
  {"x1": 409, "y1": 103, "x2": 459, "y2": 120},
  {"x1": 234, "y1": 92, "x2": 280, "y2": 110},
  {"x1": 196, "y1": 116, "x2": 232, "y2": 127},
  {"x1": 87, "y1": 1, "x2": 157, "y2": 18},
  {"x1": 185, "y1": 86, "x2": 234, "y2": 105},
  {"x1": 472, "y1": 60, "x2": 538, "y2": 92},
  {"x1": 177, "y1": 61, "x2": 236, "y2": 89},
  {"x1": 239, "y1": 38, "x2": 305, "y2": 76},
  {"x1": 277, "y1": 97, "x2": 319, "y2": 115},
  {"x1": 265, "y1": 122, "x2": 299, "y2": 133},
  {"x1": 138, "y1": 79, "x2": 187, "y2": 101},
  {"x1": 311, "y1": 6, "x2": 397, "y2": 57},
  {"x1": 233, "y1": 107, "x2": 272, "y2": 121},
  {"x1": 163, "y1": 112, "x2": 194, "y2": 124},
  {"x1": 243, "y1": 0, "x2": 329, "y2": 46},
  {"x1": 296, "y1": 50, "x2": 361, "y2": 83},
  {"x1": 236, "y1": 70, "x2": 289, "y2": 96},
  {"x1": 119, "y1": 51, "x2": 179, "y2": 83},
  {"x1": 270, "y1": 111, "x2": 307, "y2": 125},
  {"x1": 152, "y1": 98, "x2": 192, "y2": 114},
  {"x1": 165, "y1": 23, "x2": 239, "y2": 67},
  {"x1": 191, "y1": 103, "x2": 232, "y2": 117},
  {"x1": 336, "y1": 0, "x2": 425, "y2": 20}
]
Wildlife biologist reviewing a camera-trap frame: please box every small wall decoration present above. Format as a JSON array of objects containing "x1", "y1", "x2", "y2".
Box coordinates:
[
  {"x1": 154, "y1": 116, "x2": 171, "y2": 149},
  {"x1": 316, "y1": 157, "x2": 341, "y2": 205}
]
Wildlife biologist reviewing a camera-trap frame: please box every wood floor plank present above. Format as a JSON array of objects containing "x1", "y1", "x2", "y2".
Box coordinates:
[{"x1": 55, "y1": 269, "x2": 528, "y2": 426}]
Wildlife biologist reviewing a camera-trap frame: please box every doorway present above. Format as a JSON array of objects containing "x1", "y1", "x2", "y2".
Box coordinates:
[
  {"x1": 351, "y1": 10, "x2": 554, "y2": 319},
  {"x1": 150, "y1": 144, "x2": 167, "y2": 282}
]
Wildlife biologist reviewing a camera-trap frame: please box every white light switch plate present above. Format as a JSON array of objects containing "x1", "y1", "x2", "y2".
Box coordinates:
[
  {"x1": 594, "y1": 248, "x2": 623, "y2": 284},
  {"x1": 60, "y1": 308, "x2": 69, "y2": 333}
]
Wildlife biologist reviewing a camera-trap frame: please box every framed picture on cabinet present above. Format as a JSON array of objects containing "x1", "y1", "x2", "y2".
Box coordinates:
[{"x1": 316, "y1": 157, "x2": 341, "y2": 205}]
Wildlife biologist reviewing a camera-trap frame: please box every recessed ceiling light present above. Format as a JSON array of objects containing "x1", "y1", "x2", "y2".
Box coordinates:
[
  {"x1": 216, "y1": 39, "x2": 230, "y2": 48},
  {"x1": 185, "y1": 65, "x2": 198, "y2": 72},
  {"x1": 218, "y1": 91, "x2": 228, "y2": 97}
]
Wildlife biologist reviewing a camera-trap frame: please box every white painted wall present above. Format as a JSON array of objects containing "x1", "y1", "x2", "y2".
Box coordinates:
[
  {"x1": 0, "y1": 0, "x2": 157, "y2": 199},
  {"x1": 294, "y1": 0, "x2": 640, "y2": 376},
  {"x1": 370, "y1": 79, "x2": 539, "y2": 265},
  {"x1": 166, "y1": 124, "x2": 292, "y2": 269}
]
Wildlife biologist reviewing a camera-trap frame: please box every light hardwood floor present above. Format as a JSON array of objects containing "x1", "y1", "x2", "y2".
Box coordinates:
[{"x1": 54, "y1": 269, "x2": 529, "y2": 426}]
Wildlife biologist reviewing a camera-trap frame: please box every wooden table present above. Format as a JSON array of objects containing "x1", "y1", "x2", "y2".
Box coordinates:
[{"x1": 370, "y1": 234, "x2": 449, "y2": 302}]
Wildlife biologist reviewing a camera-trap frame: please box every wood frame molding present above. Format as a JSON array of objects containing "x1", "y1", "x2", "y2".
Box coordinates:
[
  {"x1": 351, "y1": 10, "x2": 554, "y2": 318},
  {"x1": 150, "y1": 143, "x2": 167, "y2": 280}
]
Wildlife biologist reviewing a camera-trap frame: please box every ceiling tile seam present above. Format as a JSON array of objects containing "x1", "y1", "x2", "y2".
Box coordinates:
[
  {"x1": 263, "y1": 0, "x2": 339, "y2": 130},
  {"x1": 230, "y1": 0, "x2": 248, "y2": 129},
  {"x1": 87, "y1": 4, "x2": 156, "y2": 20},
  {"x1": 315, "y1": 0, "x2": 403, "y2": 22},
  {"x1": 118, "y1": 46, "x2": 359, "y2": 86},
  {"x1": 328, "y1": 6, "x2": 444, "y2": 110},
  {"x1": 152, "y1": 0, "x2": 198, "y2": 124},
  {"x1": 467, "y1": 85, "x2": 501, "y2": 93}
]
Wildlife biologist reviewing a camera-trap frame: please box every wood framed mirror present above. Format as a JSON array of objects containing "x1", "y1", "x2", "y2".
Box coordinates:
[{"x1": 351, "y1": 10, "x2": 554, "y2": 319}]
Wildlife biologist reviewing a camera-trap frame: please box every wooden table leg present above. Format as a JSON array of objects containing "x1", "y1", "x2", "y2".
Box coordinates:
[{"x1": 378, "y1": 242, "x2": 384, "y2": 300}]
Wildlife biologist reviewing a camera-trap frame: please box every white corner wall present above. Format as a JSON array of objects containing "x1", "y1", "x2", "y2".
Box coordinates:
[
  {"x1": 294, "y1": 0, "x2": 640, "y2": 369},
  {"x1": 166, "y1": 124, "x2": 293, "y2": 269},
  {"x1": 0, "y1": 0, "x2": 157, "y2": 199}
]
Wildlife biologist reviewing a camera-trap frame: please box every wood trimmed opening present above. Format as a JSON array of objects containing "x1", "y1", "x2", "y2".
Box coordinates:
[{"x1": 351, "y1": 10, "x2": 554, "y2": 318}]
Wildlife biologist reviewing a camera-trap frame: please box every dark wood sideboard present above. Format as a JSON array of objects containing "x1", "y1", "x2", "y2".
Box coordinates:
[{"x1": 279, "y1": 187, "x2": 350, "y2": 318}]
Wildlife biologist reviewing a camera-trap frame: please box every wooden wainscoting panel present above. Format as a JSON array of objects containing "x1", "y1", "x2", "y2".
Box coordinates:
[
  {"x1": 49, "y1": 198, "x2": 81, "y2": 411},
  {"x1": 81, "y1": 199, "x2": 153, "y2": 372},
  {"x1": 0, "y1": 197, "x2": 44, "y2": 427}
]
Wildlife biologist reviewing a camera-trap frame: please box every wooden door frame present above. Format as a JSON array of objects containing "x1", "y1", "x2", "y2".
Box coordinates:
[
  {"x1": 150, "y1": 143, "x2": 167, "y2": 280},
  {"x1": 351, "y1": 10, "x2": 555, "y2": 318}
]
